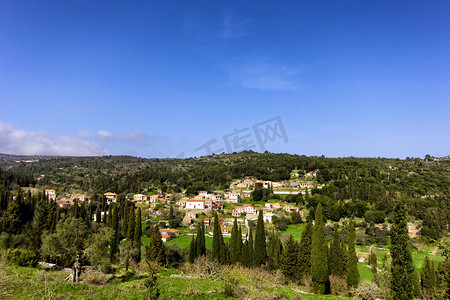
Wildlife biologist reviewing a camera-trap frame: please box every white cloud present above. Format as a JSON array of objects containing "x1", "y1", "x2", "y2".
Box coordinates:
[
  {"x1": 97, "y1": 130, "x2": 113, "y2": 139},
  {"x1": 222, "y1": 12, "x2": 251, "y2": 39},
  {"x1": 0, "y1": 122, "x2": 108, "y2": 156},
  {"x1": 78, "y1": 130, "x2": 93, "y2": 138},
  {"x1": 227, "y1": 59, "x2": 302, "y2": 91}
]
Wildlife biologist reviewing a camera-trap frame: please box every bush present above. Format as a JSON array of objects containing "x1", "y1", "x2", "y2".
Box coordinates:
[
  {"x1": 329, "y1": 275, "x2": 348, "y2": 296},
  {"x1": 7, "y1": 249, "x2": 38, "y2": 267},
  {"x1": 350, "y1": 280, "x2": 383, "y2": 300},
  {"x1": 0, "y1": 233, "x2": 27, "y2": 249},
  {"x1": 79, "y1": 268, "x2": 112, "y2": 285},
  {"x1": 181, "y1": 256, "x2": 220, "y2": 279}
]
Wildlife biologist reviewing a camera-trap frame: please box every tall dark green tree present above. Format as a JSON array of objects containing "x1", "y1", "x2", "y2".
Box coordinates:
[
  {"x1": 229, "y1": 218, "x2": 240, "y2": 264},
  {"x1": 267, "y1": 229, "x2": 282, "y2": 270},
  {"x1": 73, "y1": 200, "x2": 79, "y2": 219},
  {"x1": 421, "y1": 256, "x2": 436, "y2": 299},
  {"x1": 110, "y1": 206, "x2": 119, "y2": 263},
  {"x1": 196, "y1": 220, "x2": 206, "y2": 257},
  {"x1": 330, "y1": 225, "x2": 344, "y2": 277},
  {"x1": 127, "y1": 207, "x2": 135, "y2": 244},
  {"x1": 1, "y1": 196, "x2": 22, "y2": 233},
  {"x1": 253, "y1": 210, "x2": 267, "y2": 267},
  {"x1": 241, "y1": 239, "x2": 250, "y2": 267},
  {"x1": 189, "y1": 234, "x2": 196, "y2": 263},
  {"x1": 248, "y1": 226, "x2": 254, "y2": 267},
  {"x1": 311, "y1": 203, "x2": 328, "y2": 294},
  {"x1": 297, "y1": 219, "x2": 313, "y2": 281},
  {"x1": 346, "y1": 218, "x2": 359, "y2": 289},
  {"x1": 341, "y1": 238, "x2": 348, "y2": 273},
  {"x1": 29, "y1": 195, "x2": 50, "y2": 252},
  {"x1": 133, "y1": 208, "x2": 142, "y2": 262},
  {"x1": 147, "y1": 224, "x2": 166, "y2": 266},
  {"x1": 390, "y1": 200, "x2": 414, "y2": 300},
  {"x1": 212, "y1": 213, "x2": 221, "y2": 261},
  {"x1": 281, "y1": 235, "x2": 300, "y2": 281},
  {"x1": 369, "y1": 247, "x2": 377, "y2": 283}
]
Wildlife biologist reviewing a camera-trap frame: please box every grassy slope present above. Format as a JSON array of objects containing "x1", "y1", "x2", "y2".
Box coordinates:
[{"x1": 1, "y1": 264, "x2": 351, "y2": 300}]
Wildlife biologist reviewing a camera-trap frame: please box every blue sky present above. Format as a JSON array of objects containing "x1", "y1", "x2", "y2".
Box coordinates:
[{"x1": 0, "y1": 1, "x2": 449, "y2": 158}]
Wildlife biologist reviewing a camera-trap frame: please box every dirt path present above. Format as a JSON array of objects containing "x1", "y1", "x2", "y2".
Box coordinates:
[{"x1": 431, "y1": 238, "x2": 444, "y2": 255}]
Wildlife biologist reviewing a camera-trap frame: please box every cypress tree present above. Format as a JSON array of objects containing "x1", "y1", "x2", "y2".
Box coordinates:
[
  {"x1": 311, "y1": 203, "x2": 328, "y2": 294},
  {"x1": 421, "y1": 256, "x2": 436, "y2": 298},
  {"x1": 347, "y1": 218, "x2": 360, "y2": 289},
  {"x1": 281, "y1": 235, "x2": 300, "y2": 281},
  {"x1": 96, "y1": 207, "x2": 101, "y2": 223},
  {"x1": 212, "y1": 213, "x2": 221, "y2": 261},
  {"x1": 2, "y1": 196, "x2": 22, "y2": 233},
  {"x1": 127, "y1": 207, "x2": 135, "y2": 244},
  {"x1": 147, "y1": 224, "x2": 166, "y2": 266},
  {"x1": 390, "y1": 200, "x2": 414, "y2": 300},
  {"x1": 297, "y1": 219, "x2": 313, "y2": 280},
  {"x1": 110, "y1": 206, "x2": 119, "y2": 263},
  {"x1": 330, "y1": 225, "x2": 344, "y2": 276},
  {"x1": 29, "y1": 196, "x2": 49, "y2": 252},
  {"x1": 341, "y1": 238, "x2": 348, "y2": 273},
  {"x1": 134, "y1": 208, "x2": 142, "y2": 262},
  {"x1": 241, "y1": 239, "x2": 250, "y2": 267},
  {"x1": 369, "y1": 247, "x2": 377, "y2": 283},
  {"x1": 248, "y1": 226, "x2": 254, "y2": 267},
  {"x1": 196, "y1": 220, "x2": 206, "y2": 257},
  {"x1": 189, "y1": 234, "x2": 196, "y2": 263},
  {"x1": 122, "y1": 205, "x2": 128, "y2": 237},
  {"x1": 169, "y1": 206, "x2": 174, "y2": 220},
  {"x1": 219, "y1": 237, "x2": 229, "y2": 265},
  {"x1": 237, "y1": 225, "x2": 243, "y2": 257},
  {"x1": 267, "y1": 229, "x2": 282, "y2": 270},
  {"x1": 253, "y1": 210, "x2": 267, "y2": 267},
  {"x1": 229, "y1": 218, "x2": 239, "y2": 264},
  {"x1": 107, "y1": 204, "x2": 112, "y2": 227},
  {"x1": 73, "y1": 200, "x2": 79, "y2": 219}
]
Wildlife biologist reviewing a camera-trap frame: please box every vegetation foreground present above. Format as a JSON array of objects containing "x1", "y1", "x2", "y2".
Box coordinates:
[{"x1": 1, "y1": 255, "x2": 352, "y2": 300}]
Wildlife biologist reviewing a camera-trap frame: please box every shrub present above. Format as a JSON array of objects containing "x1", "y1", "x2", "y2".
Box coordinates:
[
  {"x1": 350, "y1": 280, "x2": 383, "y2": 300},
  {"x1": 0, "y1": 233, "x2": 27, "y2": 249},
  {"x1": 181, "y1": 256, "x2": 220, "y2": 279},
  {"x1": 301, "y1": 274, "x2": 313, "y2": 293},
  {"x1": 79, "y1": 268, "x2": 112, "y2": 285},
  {"x1": 329, "y1": 275, "x2": 348, "y2": 296},
  {"x1": 7, "y1": 249, "x2": 38, "y2": 267}
]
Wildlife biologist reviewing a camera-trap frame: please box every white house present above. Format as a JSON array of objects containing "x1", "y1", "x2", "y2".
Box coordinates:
[
  {"x1": 104, "y1": 192, "x2": 117, "y2": 203},
  {"x1": 210, "y1": 194, "x2": 222, "y2": 201},
  {"x1": 232, "y1": 207, "x2": 245, "y2": 217},
  {"x1": 244, "y1": 204, "x2": 257, "y2": 215},
  {"x1": 148, "y1": 194, "x2": 160, "y2": 203},
  {"x1": 45, "y1": 190, "x2": 57, "y2": 200},
  {"x1": 299, "y1": 182, "x2": 312, "y2": 189},
  {"x1": 263, "y1": 213, "x2": 275, "y2": 223},
  {"x1": 161, "y1": 234, "x2": 171, "y2": 242},
  {"x1": 133, "y1": 194, "x2": 146, "y2": 202},
  {"x1": 227, "y1": 191, "x2": 240, "y2": 200},
  {"x1": 284, "y1": 205, "x2": 300, "y2": 213},
  {"x1": 198, "y1": 191, "x2": 208, "y2": 197},
  {"x1": 305, "y1": 171, "x2": 317, "y2": 178},
  {"x1": 185, "y1": 199, "x2": 205, "y2": 210}
]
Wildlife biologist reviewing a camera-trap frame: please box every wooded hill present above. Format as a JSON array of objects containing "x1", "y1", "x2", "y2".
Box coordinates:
[{"x1": 1, "y1": 151, "x2": 449, "y2": 237}]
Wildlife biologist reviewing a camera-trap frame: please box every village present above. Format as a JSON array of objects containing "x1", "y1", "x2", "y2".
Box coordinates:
[
  {"x1": 27, "y1": 170, "x2": 421, "y2": 253},
  {"x1": 28, "y1": 171, "x2": 318, "y2": 242}
]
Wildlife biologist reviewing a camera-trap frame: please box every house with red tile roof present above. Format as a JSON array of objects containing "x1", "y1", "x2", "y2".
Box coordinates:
[{"x1": 161, "y1": 234, "x2": 171, "y2": 242}]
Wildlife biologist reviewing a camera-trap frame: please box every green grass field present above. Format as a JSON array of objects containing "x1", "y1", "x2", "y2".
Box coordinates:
[{"x1": 1, "y1": 263, "x2": 351, "y2": 300}]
